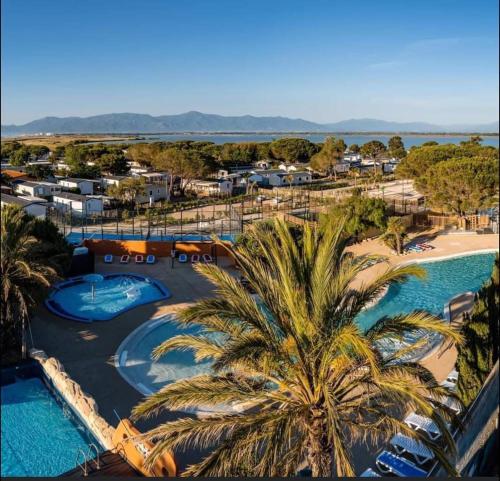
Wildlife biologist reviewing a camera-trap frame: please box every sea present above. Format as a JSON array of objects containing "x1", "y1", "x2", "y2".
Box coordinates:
[{"x1": 108, "y1": 133, "x2": 499, "y2": 147}]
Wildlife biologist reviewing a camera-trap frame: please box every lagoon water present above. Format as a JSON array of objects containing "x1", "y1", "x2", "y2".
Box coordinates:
[{"x1": 121, "y1": 133, "x2": 499, "y2": 147}]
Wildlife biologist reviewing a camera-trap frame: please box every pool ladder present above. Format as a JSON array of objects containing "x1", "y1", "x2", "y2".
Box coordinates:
[{"x1": 75, "y1": 443, "x2": 101, "y2": 476}]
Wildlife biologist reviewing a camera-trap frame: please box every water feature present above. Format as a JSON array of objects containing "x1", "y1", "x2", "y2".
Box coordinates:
[{"x1": 82, "y1": 273, "x2": 104, "y2": 301}]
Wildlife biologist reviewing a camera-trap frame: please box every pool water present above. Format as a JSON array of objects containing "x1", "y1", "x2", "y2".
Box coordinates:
[
  {"x1": 46, "y1": 274, "x2": 170, "y2": 322},
  {"x1": 356, "y1": 253, "x2": 496, "y2": 330},
  {"x1": 118, "y1": 317, "x2": 211, "y2": 395},
  {"x1": 117, "y1": 252, "x2": 496, "y2": 397},
  {"x1": 1, "y1": 376, "x2": 101, "y2": 477}
]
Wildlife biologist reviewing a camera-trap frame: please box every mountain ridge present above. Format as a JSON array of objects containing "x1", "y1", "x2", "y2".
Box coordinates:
[{"x1": 2, "y1": 112, "x2": 498, "y2": 135}]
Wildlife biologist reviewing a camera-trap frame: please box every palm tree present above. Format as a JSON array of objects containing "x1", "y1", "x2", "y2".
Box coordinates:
[
  {"x1": 1, "y1": 205, "x2": 57, "y2": 359},
  {"x1": 381, "y1": 216, "x2": 407, "y2": 255},
  {"x1": 348, "y1": 167, "x2": 360, "y2": 187},
  {"x1": 133, "y1": 218, "x2": 462, "y2": 477}
]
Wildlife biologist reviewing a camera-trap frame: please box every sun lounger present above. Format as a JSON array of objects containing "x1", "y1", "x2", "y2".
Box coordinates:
[
  {"x1": 120, "y1": 255, "x2": 130, "y2": 264},
  {"x1": 202, "y1": 254, "x2": 213, "y2": 264},
  {"x1": 178, "y1": 253, "x2": 188, "y2": 263},
  {"x1": 431, "y1": 395, "x2": 462, "y2": 415},
  {"x1": 390, "y1": 433, "x2": 435, "y2": 465},
  {"x1": 376, "y1": 451, "x2": 428, "y2": 477},
  {"x1": 146, "y1": 254, "x2": 155, "y2": 264},
  {"x1": 360, "y1": 468, "x2": 381, "y2": 477},
  {"x1": 191, "y1": 254, "x2": 200, "y2": 264},
  {"x1": 440, "y1": 369, "x2": 458, "y2": 391},
  {"x1": 135, "y1": 255, "x2": 144, "y2": 264},
  {"x1": 104, "y1": 254, "x2": 113, "y2": 264},
  {"x1": 404, "y1": 413, "x2": 441, "y2": 441}
]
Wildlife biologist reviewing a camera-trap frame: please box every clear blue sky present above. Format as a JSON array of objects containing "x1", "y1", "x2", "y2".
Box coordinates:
[{"x1": 1, "y1": 0, "x2": 498, "y2": 125}]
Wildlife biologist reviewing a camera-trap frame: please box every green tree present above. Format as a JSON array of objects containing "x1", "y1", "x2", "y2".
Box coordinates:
[
  {"x1": 321, "y1": 191, "x2": 388, "y2": 240},
  {"x1": 456, "y1": 255, "x2": 499, "y2": 407},
  {"x1": 95, "y1": 152, "x2": 130, "y2": 175},
  {"x1": 388, "y1": 136, "x2": 406, "y2": 159},
  {"x1": 1, "y1": 205, "x2": 58, "y2": 360},
  {"x1": 348, "y1": 143, "x2": 360, "y2": 153},
  {"x1": 1, "y1": 141, "x2": 22, "y2": 161},
  {"x1": 132, "y1": 218, "x2": 461, "y2": 477},
  {"x1": 269, "y1": 138, "x2": 319, "y2": 163},
  {"x1": 107, "y1": 177, "x2": 146, "y2": 210},
  {"x1": 310, "y1": 136, "x2": 346, "y2": 180},
  {"x1": 25, "y1": 164, "x2": 53, "y2": 180},
  {"x1": 360, "y1": 140, "x2": 387, "y2": 161},
  {"x1": 10, "y1": 146, "x2": 31, "y2": 166},
  {"x1": 415, "y1": 157, "x2": 499, "y2": 216},
  {"x1": 421, "y1": 141, "x2": 439, "y2": 147},
  {"x1": 381, "y1": 216, "x2": 407, "y2": 254},
  {"x1": 220, "y1": 143, "x2": 259, "y2": 165}
]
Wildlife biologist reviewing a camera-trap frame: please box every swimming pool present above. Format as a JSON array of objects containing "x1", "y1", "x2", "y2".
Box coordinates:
[
  {"x1": 1, "y1": 363, "x2": 102, "y2": 477},
  {"x1": 356, "y1": 252, "x2": 497, "y2": 330},
  {"x1": 66, "y1": 232, "x2": 237, "y2": 244},
  {"x1": 46, "y1": 273, "x2": 170, "y2": 322},
  {"x1": 116, "y1": 252, "x2": 496, "y2": 400}
]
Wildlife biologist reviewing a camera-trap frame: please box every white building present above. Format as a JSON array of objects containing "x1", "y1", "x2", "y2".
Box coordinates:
[
  {"x1": 101, "y1": 175, "x2": 129, "y2": 189},
  {"x1": 1, "y1": 193, "x2": 47, "y2": 218},
  {"x1": 14, "y1": 181, "x2": 62, "y2": 198},
  {"x1": 278, "y1": 163, "x2": 313, "y2": 173},
  {"x1": 140, "y1": 172, "x2": 168, "y2": 184},
  {"x1": 58, "y1": 178, "x2": 95, "y2": 195},
  {"x1": 53, "y1": 192, "x2": 103, "y2": 216},
  {"x1": 136, "y1": 184, "x2": 168, "y2": 204},
  {"x1": 268, "y1": 171, "x2": 312, "y2": 187},
  {"x1": 190, "y1": 179, "x2": 233, "y2": 196}
]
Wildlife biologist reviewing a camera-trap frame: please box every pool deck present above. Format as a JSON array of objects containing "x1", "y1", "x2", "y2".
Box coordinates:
[{"x1": 30, "y1": 231, "x2": 499, "y2": 473}]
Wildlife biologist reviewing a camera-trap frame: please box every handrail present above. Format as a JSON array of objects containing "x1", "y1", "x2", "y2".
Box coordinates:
[
  {"x1": 75, "y1": 448, "x2": 88, "y2": 476},
  {"x1": 87, "y1": 443, "x2": 101, "y2": 470}
]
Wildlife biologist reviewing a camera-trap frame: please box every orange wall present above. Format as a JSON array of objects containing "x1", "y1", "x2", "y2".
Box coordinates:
[{"x1": 84, "y1": 239, "x2": 234, "y2": 259}]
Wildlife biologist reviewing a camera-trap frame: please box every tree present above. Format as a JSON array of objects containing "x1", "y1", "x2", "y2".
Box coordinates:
[
  {"x1": 388, "y1": 136, "x2": 406, "y2": 159},
  {"x1": 25, "y1": 164, "x2": 53, "y2": 180},
  {"x1": 107, "y1": 177, "x2": 146, "y2": 210},
  {"x1": 322, "y1": 191, "x2": 388, "y2": 240},
  {"x1": 416, "y1": 157, "x2": 499, "y2": 216},
  {"x1": 132, "y1": 218, "x2": 461, "y2": 477},
  {"x1": 269, "y1": 138, "x2": 319, "y2": 163},
  {"x1": 421, "y1": 141, "x2": 439, "y2": 147},
  {"x1": 220, "y1": 143, "x2": 259, "y2": 165},
  {"x1": 456, "y1": 255, "x2": 499, "y2": 407},
  {"x1": 348, "y1": 167, "x2": 360, "y2": 187},
  {"x1": 381, "y1": 216, "x2": 407, "y2": 254},
  {"x1": 349, "y1": 143, "x2": 360, "y2": 153},
  {"x1": 310, "y1": 137, "x2": 346, "y2": 180},
  {"x1": 360, "y1": 140, "x2": 387, "y2": 161},
  {"x1": 1, "y1": 205, "x2": 58, "y2": 360},
  {"x1": 10, "y1": 146, "x2": 31, "y2": 166},
  {"x1": 95, "y1": 152, "x2": 130, "y2": 175}
]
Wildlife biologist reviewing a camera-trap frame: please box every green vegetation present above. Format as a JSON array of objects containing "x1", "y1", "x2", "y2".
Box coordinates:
[
  {"x1": 269, "y1": 138, "x2": 319, "y2": 163},
  {"x1": 107, "y1": 177, "x2": 147, "y2": 210},
  {"x1": 381, "y1": 216, "x2": 407, "y2": 254},
  {"x1": 1, "y1": 205, "x2": 69, "y2": 362},
  {"x1": 132, "y1": 218, "x2": 461, "y2": 476},
  {"x1": 310, "y1": 136, "x2": 346, "y2": 179},
  {"x1": 416, "y1": 157, "x2": 499, "y2": 216},
  {"x1": 456, "y1": 256, "x2": 499, "y2": 407},
  {"x1": 360, "y1": 140, "x2": 387, "y2": 160},
  {"x1": 25, "y1": 163, "x2": 53, "y2": 180},
  {"x1": 1, "y1": 141, "x2": 50, "y2": 165},
  {"x1": 388, "y1": 135, "x2": 406, "y2": 159},
  {"x1": 321, "y1": 190, "x2": 387, "y2": 240}
]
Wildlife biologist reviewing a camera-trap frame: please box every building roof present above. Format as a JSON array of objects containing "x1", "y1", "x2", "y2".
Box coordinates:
[
  {"x1": 2, "y1": 170, "x2": 28, "y2": 179},
  {"x1": 1, "y1": 193, "x2": 45, "y2": 207},
  {"x1": 15, "y1": 181, "x2": 42, "y2": 188},
  {"x1": 60, "y1": 177, "x2": 92, "y2": 184},
  {"x1": 104, "y1": 175, "x2": 129, "y2": 181},
  {"x1": 53, "y1": 192, "x2": 89, "y2": 202}
]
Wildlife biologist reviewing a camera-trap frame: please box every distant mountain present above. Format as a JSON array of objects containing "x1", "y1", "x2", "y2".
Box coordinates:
[{"x1": 1, "y1": 111, "x2": 498, "y2": 135}]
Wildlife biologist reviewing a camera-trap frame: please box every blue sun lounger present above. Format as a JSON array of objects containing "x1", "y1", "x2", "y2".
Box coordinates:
[
  {"x1": 146, "y1": 254, "x2": 156, "y2": 264},
  {"x1": 178, "y1": 253, "x2": 188, "y2": 263},
  {"x1": 104, "y1": 254, "x2": 113, "y2": 263},
  {"x1": 360, "y1": 468, "x2": 381, "y2": 477},
  {"x1": 390, "y1": 433, "x2": 435, "y2": 465},
  {"x1": 404, "y1": 413, "x2": 442, "y2": 441},
  {"x1": 376, "y1": 451, "x2": 428, "y2": 477}
]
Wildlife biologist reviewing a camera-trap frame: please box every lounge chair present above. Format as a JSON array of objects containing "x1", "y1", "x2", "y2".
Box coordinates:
[
  {"x1": 375, "y1": 451, "x2": 428, "y2": 477},
  {"x1": 390, "y1": 433, "x2": 435, "y2": 465},
  {"x1": 360, "y1": 468, "x2": 381, "y2": 477},
  {"x1": 202, "y1": 254, "x2": 213, "y2": 264},
  {"x1": 135, "y1": 255, "x2": 144, "y2": 264},
  {"x1": 120, "y1": 255, "x2": 130, "y2": 264},
  {"x1": 178, "y1": 253, "x2": 188, "y2": 263},
  {"x1": 191, "y1": 254, "x2": 200, "y2": 264},
  {"x1": 104, "y1": 254, "x2": 113, "y2": 264},
  {"x1": 146, "y1": 254, "x2": 156, "y2": 264},
  {"x1": 440, "y1": 369, "x2": 458, "y2": 391},
  {"x1": 431, "y1": 395, "x2": 462, "y2": 415},
  {"x1": 404, "y1": 413, "x2": 441, "y2": 441}
]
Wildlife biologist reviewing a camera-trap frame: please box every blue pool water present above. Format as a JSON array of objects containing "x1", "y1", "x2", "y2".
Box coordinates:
[
  {"x1": 46, "y1": 274, "x2": 170, "y2": 322},
  {"x1": 356, "y1": 252, "x2": 496, "y2": 330},
  {"x1": 118, "y1": 252, "x2": 496, "y2": 396},
  {"x1": 1, "y1": 376, "x2": 101, "y2": 477}
]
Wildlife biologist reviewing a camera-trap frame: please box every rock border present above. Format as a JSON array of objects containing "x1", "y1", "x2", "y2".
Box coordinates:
[{"x1": 29, "y1": 348, "x2": 115, "y2": 450}]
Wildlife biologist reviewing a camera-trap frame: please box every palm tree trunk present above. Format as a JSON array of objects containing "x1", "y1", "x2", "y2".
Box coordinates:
[
  {"x1": 21, "y1": 316, "x2": 27, "y2": 359},
  {"x1": 396, "y1": 235, "x2": 401, "y2": 255},
  {"x1": 306, "y1": 411, "x2": 332, "y2": 477}
]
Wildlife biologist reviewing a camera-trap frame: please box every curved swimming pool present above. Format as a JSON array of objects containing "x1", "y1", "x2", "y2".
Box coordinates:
[
  {"x1": 116, "y1": 251, "x2": 497, "y2": 399},
  {"x1": 46, "y1": 273, "x2": 170, "y2": 322}
]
